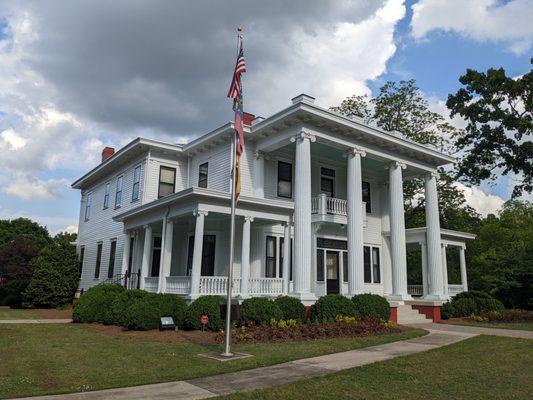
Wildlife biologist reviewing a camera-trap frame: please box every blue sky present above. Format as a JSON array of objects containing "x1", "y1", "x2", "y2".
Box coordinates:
[{"x1": 0, "y1": 0, "x2": 531, "y2": 234}]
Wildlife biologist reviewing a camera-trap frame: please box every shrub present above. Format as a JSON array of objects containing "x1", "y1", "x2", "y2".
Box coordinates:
[
  {"x1": 484, "y1": 309, "x2": 533, "y2": 322},
  {"x1": 241, "y1": 297, "x2": 283, "y2": 324},
  {"x1": 72, "y1": 284, "x2": 125, "y2": 323},
  {"x1": 453, "y1": 290, "x2": 493, "y2": 301},
  {"x1": 450, "y1": 298, "x2": 478, "y2": 317},
  {"x1": 274, "y1": 296, "x2": 307, "y2": 322},
  {"x1": 441, "y1": 302, "x2": 455, "y2": 319},
  {"x1": 186, "y1": 295, "x2": 224, "y2": 331},
  {"x1": 123, "y1": 300, "x2": 161, "y2": 330},
  {"x1": 109, "y1": 289, "x2": 149, "y2": 326},
  {"x1": 351, "y1": 294, "x2": 390, "y2": 321},
  {"x1": 311, "y1": 294, "x2": 356, "y2": 323},
  {"x1": 476, "y1": 298, "x2": 504, "y2": 314},
  {"x1": 151, "y1": 293, "x2": 188, "y2": 328}
]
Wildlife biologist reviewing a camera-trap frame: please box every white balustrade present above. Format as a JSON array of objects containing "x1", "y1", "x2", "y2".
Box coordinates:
[
  {"x1": 327, "y1": 197, "x2": 347, "y2": 216},
  {"x1": 407, "y1": 284, "x2": 423, "y2": 296},
  {"x1": 144, "y1": 277, "x2": 159, "y2": 293},
  {"x1": 311, "y1": 196, "x2": 319, "y2": 214},
  {"x1": 248, "y1": 277, "x2": 284, "y2": 295},
  {"x1": 199, "y1": 276, "x2": 241, "y2": 295},
  {"x1": 448, "y1": 284, "x2": 464, "y2": 297},
  {"x1": 311, "y1": 196, "x2": 367, "y2": 219},
  {"x1": 166, "y1": 276, "x2": 191, "y2": 295}
]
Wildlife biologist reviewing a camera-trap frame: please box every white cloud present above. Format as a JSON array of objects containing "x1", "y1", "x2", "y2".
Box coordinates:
[
  {"x1": 454, "y1": 182, "x2": 505, "y2": 217},
  {"x1": 63, "y1": 225, "x2": 78, "y2": 234},
  {"x1": 0, "y1": 128, "x2": 27, "y2": 150},
  {"x1": 2, "y1": 173, "x2": 70, "y2": 200},
  {"x1": 411, "y1": 0, "x2": 533, "y2": 54}
]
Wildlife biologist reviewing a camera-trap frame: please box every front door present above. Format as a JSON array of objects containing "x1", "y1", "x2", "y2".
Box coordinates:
[{"x1": 326, "y1": 251, "x2": 339, "y2": 294}]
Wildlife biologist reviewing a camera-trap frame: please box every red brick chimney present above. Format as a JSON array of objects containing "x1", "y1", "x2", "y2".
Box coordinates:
[
  {"x1": 243, "y1": 112, "x2": 255, "y2": 126},
  {"x1": 101, "y1": 147, "x2": 115, "y2": 162}
]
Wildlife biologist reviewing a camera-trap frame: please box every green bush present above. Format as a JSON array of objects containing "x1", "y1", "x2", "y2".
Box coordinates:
[
  {"x1": 351, "y1": 294, "x2": 390, "y2": 321},
  {"x1": 241, "y1": 297, "x2": 283, "y2": 324},
  {"x1": 109, "y1": 289, "x2": 149, "y2": 326},
  {"x1": 123, "y1": 300, "x2": 161, "y2": 330},
  {"x1": 453, "y1": 290, "x2": 493, "y2": 301},
  {"x1": 443, "y1": 291, "x2": 505, "y2": 318},
  {"x1": 311, "y1": 294, "x2": 356, "y2": 323},
  {"x1": 476, "y1": 298, "x2": 505, "y2": 314},
  {"x1": 151, "y1": 293, "x2": 188, "y2": 328},
  {"x1": 186, "y1": 295, "x2": 224, "y2": 331},
  {"x1": 274, "y1": 296, "x2": 307, "y2": 322},
  {"x1": 72, "y1": 284, "x2": 125, "y2": 323},
  {"x1": 441, "y1": 302, "x2": 455, "y2": 319},
  {"x1": 450, "y1": 298, "x2": 478, "y2": 317}
]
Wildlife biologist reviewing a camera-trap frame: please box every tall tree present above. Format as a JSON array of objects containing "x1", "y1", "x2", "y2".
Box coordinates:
[{"x1": 447, "y1": 62, "x2": 533, "y2": 197}]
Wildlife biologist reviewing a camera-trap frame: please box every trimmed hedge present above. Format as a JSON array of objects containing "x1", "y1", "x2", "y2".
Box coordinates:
[
  {"x1": 441, "y1": 291, "x2": 505, "y2": 319},
  {"x1": 109, "y1": 289, "x2": 149, "y2": 326},
  {"x1": 123, "y1": 299, "x2": 161, "y2": 330},
  {"x1": 274, "y1": 296, "x2": 307, "y2": 322},
  {"x1": 72, "y1": 284, "x2": 125, "y2": 323},
  {"x1": 150, "y1": 293, "x2": 188, "y2": 328},
  {"x1": 241, "y1": 297, "x2": 283, "y2": 324},
  {"x1": 453, "y1": 290, "x2": 493, "y2": 300},
  {"x1": 311, "y1": 294, "x2": 356, "y2": 323},
  {"x1": 186, "y1": 295, "x2": 224, "y2": 331},
  {"x1": 351, "y1": 294, "x2": 390, "y2": 321}
]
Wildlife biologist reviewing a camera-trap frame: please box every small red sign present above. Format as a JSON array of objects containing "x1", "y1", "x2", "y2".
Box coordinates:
[{"x1": 200, "y1": 315, "x2": 209, "y2": 325}]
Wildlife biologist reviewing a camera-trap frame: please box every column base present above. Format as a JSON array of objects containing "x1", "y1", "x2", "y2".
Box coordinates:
[
  {"x1": 289, "y1": 292, "x2": 317, "y2": 306},
  {"x1": 387, "y1": 293, "x2": 412, "y2": 302},
  {"x1": 421, "y1": 294, "x2": 449, "y2": 301},
  {"x1": 389, "y1": 307, "x2": 398, "y2": 325}
]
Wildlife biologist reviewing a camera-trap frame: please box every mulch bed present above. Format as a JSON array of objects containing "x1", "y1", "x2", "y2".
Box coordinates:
[
  {"x1": 84, "y1": 323, "x2": 218, "y2": 344},
  {"x1": 29, "y1": 307, "x2": 73, "y2": 319}
]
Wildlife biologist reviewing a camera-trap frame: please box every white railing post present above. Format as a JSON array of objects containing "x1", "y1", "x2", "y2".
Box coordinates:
[{"x1": 319, "y1": 193, "x2": 327, "y2": 215}]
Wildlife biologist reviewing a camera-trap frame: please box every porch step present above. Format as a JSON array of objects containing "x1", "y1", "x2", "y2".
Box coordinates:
[{"x1": 397, "y1": 304, "x2": 432, "y2": 324}]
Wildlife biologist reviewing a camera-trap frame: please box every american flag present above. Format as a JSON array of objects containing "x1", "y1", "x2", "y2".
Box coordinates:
[{"x1": 227, "y1": 38, "x2": 246, "y2": 200}]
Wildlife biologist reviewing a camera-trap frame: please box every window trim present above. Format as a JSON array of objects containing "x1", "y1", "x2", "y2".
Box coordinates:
[
  {"x1": 158, "y1": 165, "x2": 176, "y2": 198},
  {"x1": 186, "y1": 233, "x2": 217, "y2": 276},
  {"x1": 198, "y1": 162, "x2": 208, "y2": 188},
  {"x1": 265, "y1": 235, "x2": 277, "y2": 278},
  {"x1": 363, "y1": 245, "x2": 381, "y2": 284},
  {"x1": 107, "y1": 240, "x2": 117, "y2": 278},
  {"x1": 103, "y1": 183, "x2": 110, "y2": 209},
  {"x1": 84, "y1": 192, "x2": 92, "y2": 221},
  {"x1": 362, "y1": 181, "x2": 371, "y2": 213},
  {"x1": 132, "y1": 164, "x2": 142, "y2": 201},
  {"x1": 150, "y1": 236, "x2": 162, "y2": 277},
  {"x1": 277, "y1": 160, "x2": 293, "y2": 199},
  {"x1": 94, "y1": 242, "x2": 103, "y2": 279},
  {"x1": 115, "y1": 175, "x2": 123, "y2": 208},
  {"x1": 320, "y1": 167, "x2": 335, "y2": 198},
  {"x1": 79, "y1": 246, "x2": 85, "y2": 274}
]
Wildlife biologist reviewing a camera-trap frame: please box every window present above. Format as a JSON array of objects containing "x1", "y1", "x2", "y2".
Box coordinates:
[
  {"x1": 362, "y1": 181, "x2": 371, "y2": 213},
  {"x1": 320, "y1": 167, "x2": 335, "y2": 197},
  {"x1": 79, "y1": 246, "x2": 85, "y2": 274},
  {"x1": 151, "y1": 236, "x2": 162, "y2": 277},
  {"x1": 343, "y1": 251, "x2": 348, "y2": 282},
  {"x1": 277, "y1": 161, "x2": 292, "y2": 198},
  {"x1": 95, "y1": 242, "x2": 103, "y2": 279},
  {"x1": 279, "y1": 238, "x2": 284, "y2": 278},
  {"x1": 316, "y1": 249, "x2": 324, "y2": 281},
  {"x1": 363, "y1": 246, "x2": 381, "y2": 283},
  {"x1": 265, "y1": 236, "x2": 277, "y2": 278},
  {"x1": 198, "y1": 162, "x2": 208, "y2": 188},
  {"x1": 103, "y1": 183, "x2": 110, "y2": 209},
  {"x1": 115, "y1": 176, "x2": 123, "y2": 208},
  {"x1": 127, "y1": 237, "x2": 134, "y2": 274},
  {"x1": 158, "y1": 166, "x2": 176, "y2": 198},
  {"x1": 186, "y1": 235, "x2": 216, "y2": 276},
  {"x1": 132, "y1": 165, "x2": 141, "y2": 201},
  {"x1": 108, "y1": 240, "x2": 117, "y2": 278},
  {"x1": 85, "y1": 192, "x2": 92, "y2": 220}
]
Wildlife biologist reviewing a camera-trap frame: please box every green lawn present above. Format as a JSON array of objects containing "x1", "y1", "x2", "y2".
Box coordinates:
[
  {"x1": 442, "y1": 320, "x2": 533, "y2": 331},
  {"x1": 0, "y1": 324, "x2": 424, "y2": 398},
  {"x1": 0, "y1": 309, "x2": 38, "y2": 319},
  {"x1": 222, "y1": 335, "x2": 533, "y2": 400}
]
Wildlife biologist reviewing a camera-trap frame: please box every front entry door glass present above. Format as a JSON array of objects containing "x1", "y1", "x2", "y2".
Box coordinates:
[{"x1": 326, "y1": 251, "x2": 339, "y2": 294}]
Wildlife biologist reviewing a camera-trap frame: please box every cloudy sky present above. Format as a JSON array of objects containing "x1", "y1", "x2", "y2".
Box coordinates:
[{"x1": 0, "y1": 0, "x2": 531, "y2": 234}]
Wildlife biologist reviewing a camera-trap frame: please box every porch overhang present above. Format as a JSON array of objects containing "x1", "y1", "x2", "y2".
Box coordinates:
[{"x1": 403, "y1": 227, "x2": 476, "y2": 247}]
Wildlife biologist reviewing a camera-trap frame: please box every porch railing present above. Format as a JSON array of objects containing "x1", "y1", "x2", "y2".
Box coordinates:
[
  {"x1": 448, "y1": 284, "x2": 465, "y2": 296},
  {"x1": 199, "y1": 276, "x2": 241, "y2": 295},
  {"x1": 249, "y1": 277, "x2": 284, "y2": 295},
  {"x1": 407, "y1": 284, "x2": 423, "y2": 296},
  {"x1": 144, "y1": 277, "x2": 159, "y2": 293},
  {"x1": 166, "y1": 276, "x2": 191, "y2": 295},
  {"x1": 311, "y1": 194, "x2": 366, "y2": 218}
]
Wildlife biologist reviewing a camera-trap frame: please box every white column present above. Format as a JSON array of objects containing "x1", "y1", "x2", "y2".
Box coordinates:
[
  {"x1": 240, "y1": 216, "x2": 253, "y2": 298},
  {"x1": 121, "y1": 231, "x2": 132, "y2": 274},
  {"x1": 388, "y1": 161, "x2": 410, "y2": 300},
  {"x1": 290, "y1": 130, "x2": 316, "y2": 302},
  {"x1": 283, "y1": 223, "x2": 291, "y2": 295},
  {"x1": 190, "y1": 210, "x2": 207, "y2": 298},
  {"x1": 346, "y1": 147, "x2": 366, "y2": 295},
  {"x1": 158, "y1": 219, "x2": 173, "y2": 293},
  {"x1": 424, "y1": 172, "x2": 445, "y2": 299},
  {"x1": 459, "y1": 245, "x2": 468, "y2": 291},
  {"x1": 157, "y1": 217, "x2": 167, "y2": 293},
  {"x1": 420, "y1": 241, "x2": 428, "y2": 297},
  {"x1": 442, "y1": 244, "x2": 449, "y2": 298},
  {"x1": 339, "y1": 250, "x2": 345, "y2": 295},
  {"x1": 254, "y1": 151, "x2": 266, "y2": 198},
  {"x1": 139, "y1": 225, "x2": 152, "y2": 290}
]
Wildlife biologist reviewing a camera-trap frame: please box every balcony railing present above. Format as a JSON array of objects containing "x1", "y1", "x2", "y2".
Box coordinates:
[
  {"x1": 311, "y1": 194, "x2": 366, "y2": 219},
  {"x1": 166, "y1": 276, "x2": 191, "y2": 295},
  {"x1": 448, "y1": 284, "x2": 465, "y2": 296},
  {"x1": 199, "y1": 276, "x2": 241, "y2": 295},
  {"x1": 249, "y1": 277, "x2": 284, "y2": 295},
  {"x1": 407, "y1": 284, "x2": 466, "y2": 297},
  {"x1": 144, "y1": 277, "x2": 159, "y2": 293}
]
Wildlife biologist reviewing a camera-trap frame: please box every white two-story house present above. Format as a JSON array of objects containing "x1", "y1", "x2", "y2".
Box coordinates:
[{"x1": 73, "y1": 94, "x2": 475, "y2": 322}]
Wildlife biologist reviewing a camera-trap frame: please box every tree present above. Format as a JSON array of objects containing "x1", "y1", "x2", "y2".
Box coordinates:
[
  {"x1": 447, "y1": 62, "x2": 533, "y2": 197},
  {"x1": 22, "y1": 236, "x2": 80, "y2": 308},
  {"x1": 332, "y1": 80, "x2": 480, "y2": 230},
  {"x1": 0, "y1": 218, "x2": 50, "y2": 247}
]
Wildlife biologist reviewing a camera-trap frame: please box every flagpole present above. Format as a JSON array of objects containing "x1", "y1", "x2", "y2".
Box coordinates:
[{"x1": 222, "y1": 26, "x2": 242, "y2": 358}]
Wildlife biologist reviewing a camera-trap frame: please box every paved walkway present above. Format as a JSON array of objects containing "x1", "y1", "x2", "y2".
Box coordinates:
[
  {"x1": 408, "y1": 322, "x2": 533, "y2": 340},
  {"x1": 0, "y1": 319, "x2": 72, "y2": 324},
  {"x1": 15, "y1": 329, "x2": 477, "y2": 400}
]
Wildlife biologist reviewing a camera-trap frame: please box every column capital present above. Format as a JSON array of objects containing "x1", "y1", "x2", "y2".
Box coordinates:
[
  {"x1": 424, "y1": 171, "x2": 439, "y2": 180},
  {"x1": 385, "y1": 160, "x2": 406, "y2": 170},
  {"x1": 344, "y1": 146, "x2": 366, "y2": 158},
  {"x1": 254, "y1": 150, "x2": 270, "y2": 160},
  {"x1": 243, "y1": 215, "x2": 254, "y2": 223},
  {"x1": 290, "y1": 129, "x2": 316, "y2": 143},
  {"x1": 193, "y1": 210, "x2": 208, "y2": 217}
]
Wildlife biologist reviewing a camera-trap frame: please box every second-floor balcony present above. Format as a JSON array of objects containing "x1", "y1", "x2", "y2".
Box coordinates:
[{"x1": 311, "y1": 194, "x2": 367, "y2": 225}]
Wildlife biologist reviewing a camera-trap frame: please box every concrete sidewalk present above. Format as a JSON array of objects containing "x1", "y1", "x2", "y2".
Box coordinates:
[
  {"x1": 408, "y1": 322, "x2": 533, "y2": 339},
  {"x1": 15, "y1": 329, "x2": 476, "y2": 400},
  {"x1": 0, "y1": 319, "x2": 72, "y2": 324}
]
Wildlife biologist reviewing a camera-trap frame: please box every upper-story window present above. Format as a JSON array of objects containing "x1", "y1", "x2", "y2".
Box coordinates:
[
  {"x1": 362, "y1": 181, "x2": 371, "y2": 213},
  {"x1": 320, "y1": 167, "x2": 335, "y2": 198},
  {"x1": 84, "y1": 192, "x2": 92, "y2": 220},
  {"x1": 277, "y1": 161, "x2": 292, "y2": 198},
  {"x1": 103, "y1": 182, "x2": 110, "y2": 209},
  {"x1": 158, "y1": 166, "x2": 176, "y2": 198},
  {"x1": 115, "y1": 175, "x2": 123, "y2": 208},
  {"x1": 132, "y1": 165, "x2": 141, "y2": 201},
  {"x1": 198, "y1": 162, "x2": 208, "y2": 188}
]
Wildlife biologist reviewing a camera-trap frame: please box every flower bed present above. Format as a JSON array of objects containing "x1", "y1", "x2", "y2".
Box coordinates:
[
  {"x1": 467, "y1": 309, "x2": 533, "y2": 323},
  {"x1": 215, "y1": 316, "x2": 399, "y2": 344}
]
